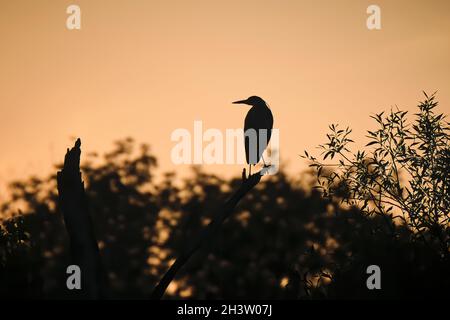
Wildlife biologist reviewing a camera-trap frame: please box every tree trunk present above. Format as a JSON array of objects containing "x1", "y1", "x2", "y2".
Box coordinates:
[{"x1": 57, "y1": 138, "x2": 107, "y2": 299}]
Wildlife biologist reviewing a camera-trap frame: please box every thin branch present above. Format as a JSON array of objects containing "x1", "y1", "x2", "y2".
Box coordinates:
[{"x1": 150, "y1": 167, "x2": 267, "y2": 300}]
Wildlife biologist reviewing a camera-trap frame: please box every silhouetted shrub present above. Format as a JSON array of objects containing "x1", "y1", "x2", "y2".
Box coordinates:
[{"x1": 1, "y1": 97, "x2": 449, "y2": 300}]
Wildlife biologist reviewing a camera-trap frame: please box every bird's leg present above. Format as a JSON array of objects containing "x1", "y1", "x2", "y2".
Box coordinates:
[
  {"x1": 248, "y1": 164, "x2": 251, "y2": 177},
  {"x1": 261, "y1": 155, "x2": 269, "y2": 167}
]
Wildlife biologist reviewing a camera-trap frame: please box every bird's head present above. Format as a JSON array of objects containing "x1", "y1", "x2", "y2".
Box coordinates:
[{"x1": 233, "y1": 96, "x2": 267, "y2": 107}]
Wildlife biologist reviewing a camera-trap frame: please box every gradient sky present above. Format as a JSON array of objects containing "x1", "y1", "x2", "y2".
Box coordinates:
[{"x1": 1, "y1": 0, "x2": 449, "y2": 199}]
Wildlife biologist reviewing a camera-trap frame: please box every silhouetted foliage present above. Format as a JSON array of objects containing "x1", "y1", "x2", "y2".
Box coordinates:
[
  {"x1": 303, "y1": 93, "x2": 449, "y2": 259},
  {"x1": 1, "y1": 93, "x2": 449, "y2": 299}
]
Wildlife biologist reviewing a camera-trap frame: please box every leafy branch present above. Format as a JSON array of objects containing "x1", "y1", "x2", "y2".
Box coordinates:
[{"x1": 302, "y1": 92, "x2": 449, "y2": 257}]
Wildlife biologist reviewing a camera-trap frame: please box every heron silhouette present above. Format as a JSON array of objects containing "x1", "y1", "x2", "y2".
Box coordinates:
[{"x1": 233, "y1": 96, "x2": 273, "y2": 176}]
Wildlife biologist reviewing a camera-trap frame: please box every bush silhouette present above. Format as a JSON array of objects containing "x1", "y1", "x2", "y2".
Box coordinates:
[
  {"x1": 303, "y1": 93, "x2": 449, "y2": 259},
  {"x1": 1, "y1": 94, "x2": 449, "y2": 299}
]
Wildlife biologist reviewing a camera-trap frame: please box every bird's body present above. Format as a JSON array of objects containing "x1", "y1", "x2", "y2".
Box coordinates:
[
  {"x1": 244, "y1": 104, "x2": 273, "y2": 165},
  {"x1": 233, "y1": 96, "x2": 273, "y2": 175}
]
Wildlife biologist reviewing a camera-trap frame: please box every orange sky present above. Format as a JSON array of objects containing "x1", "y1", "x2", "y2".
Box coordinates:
[{"x1": 1, "y1": 0, "x2": 449, "y2": 199}]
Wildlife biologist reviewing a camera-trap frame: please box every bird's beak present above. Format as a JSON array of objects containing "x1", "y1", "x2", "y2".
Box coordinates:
[{"x1": 232, "y1": 99, "x2": 249, "y2": 105}]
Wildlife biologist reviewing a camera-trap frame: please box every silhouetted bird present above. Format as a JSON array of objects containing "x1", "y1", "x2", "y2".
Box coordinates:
[{"x1": 233, "y1": 96, "x2": 273, "y2": 175}]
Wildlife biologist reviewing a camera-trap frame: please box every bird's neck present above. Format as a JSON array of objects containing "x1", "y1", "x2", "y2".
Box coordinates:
[{"x1": 254, "y1": 103, "x2": 268, "y2": 109}]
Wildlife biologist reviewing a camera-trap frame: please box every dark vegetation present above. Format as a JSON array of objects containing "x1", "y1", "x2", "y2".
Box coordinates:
[{"x1": 0, "y1": 94, "x2": 449, "y2": 299}]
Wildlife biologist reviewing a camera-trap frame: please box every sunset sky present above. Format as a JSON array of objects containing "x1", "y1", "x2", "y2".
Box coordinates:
[{"x1": 1, "y1": 0, "x2": 449, "y2": 199}]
